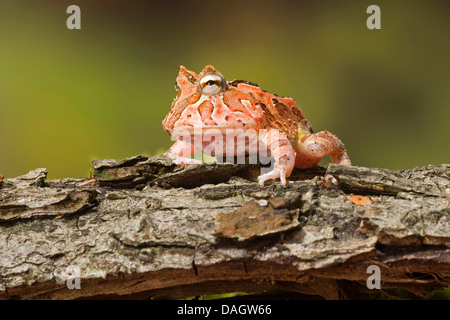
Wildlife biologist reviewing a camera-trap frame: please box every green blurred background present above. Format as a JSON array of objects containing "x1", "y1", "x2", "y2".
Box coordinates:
[{"x1": 0, "y1": 0, "x2": 449, "y2": 179}]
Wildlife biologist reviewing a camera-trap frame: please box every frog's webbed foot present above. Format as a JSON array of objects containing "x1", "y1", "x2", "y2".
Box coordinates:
[
  {"x1": 258, "y1": 129, "x2": 296, "y2": 186},
  {"x1": 164, "y1": 140, "x2": 202, "y2": 165},
  {"x1": 258, "y1": 164, "x2": 288, "y2": 186},
  {"x1": 169, "y1": 157, "x2": 203, "y2": 165},
  {"x1": 296, "y1": 130, "x2": 351, "y2": 168}
]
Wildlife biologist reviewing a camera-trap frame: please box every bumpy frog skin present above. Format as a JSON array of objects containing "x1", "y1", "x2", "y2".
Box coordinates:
[{"x1": 162, "y1": 65, "x2": 351, "y2": 186}]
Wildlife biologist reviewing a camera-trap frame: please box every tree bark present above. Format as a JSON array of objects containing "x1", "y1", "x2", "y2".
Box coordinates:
[{"x1": 0, "y1": 155, "x2": 449, "y2": 300}]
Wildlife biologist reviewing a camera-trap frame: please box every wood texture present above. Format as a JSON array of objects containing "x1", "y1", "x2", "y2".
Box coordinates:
[{"x1": 0, "y1": 155, "x2": 449, "y2": 299}]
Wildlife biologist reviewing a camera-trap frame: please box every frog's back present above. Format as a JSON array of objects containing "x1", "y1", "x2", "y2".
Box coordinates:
[{"x1": 229, "y1": 80, "x2": 313, "y2": 143}]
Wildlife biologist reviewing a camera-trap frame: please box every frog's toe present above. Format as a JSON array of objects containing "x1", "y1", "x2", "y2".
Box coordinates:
[
  {"x1": 171, "y1": 157, "x2": 203, "y2": 165},
  {"x1": 339, "y1": 159, "x2": 351, "y2": 166},
  {"x1": 331, "y1": 152, "x2": 351, "y2": 166},
  {"x1": 257, "y1": 167, "x2": 288, "y2": 186}
]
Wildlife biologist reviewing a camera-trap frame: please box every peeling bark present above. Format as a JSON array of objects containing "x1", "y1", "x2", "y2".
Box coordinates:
[{"x1": 0, "y1": 155, "x2": 449, "y2": 300}]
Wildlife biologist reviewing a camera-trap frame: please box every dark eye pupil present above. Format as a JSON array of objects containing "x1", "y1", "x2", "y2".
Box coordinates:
[{"x1": 198, "y1": 73, "x2": 227, "y2": 95}]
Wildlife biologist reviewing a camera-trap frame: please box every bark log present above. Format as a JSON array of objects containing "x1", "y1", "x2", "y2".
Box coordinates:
[{"x1": 0, "y1": 155, "x2": 449, "y2": 300}]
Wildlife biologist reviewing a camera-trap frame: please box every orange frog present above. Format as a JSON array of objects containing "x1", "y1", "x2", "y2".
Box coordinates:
[{"x1": 162, "y1": 65, "x2": 351, "y2": 186}]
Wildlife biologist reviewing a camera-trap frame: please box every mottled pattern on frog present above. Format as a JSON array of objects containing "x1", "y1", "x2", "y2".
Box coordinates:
[{"x1": 163, "y1": 65, "x2": 351, "y2": 186}]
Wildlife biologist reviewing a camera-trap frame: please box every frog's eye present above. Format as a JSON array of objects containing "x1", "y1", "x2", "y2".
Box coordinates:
[{"x1": 198, "y1": 73, "x2": 226, "y2": 95}]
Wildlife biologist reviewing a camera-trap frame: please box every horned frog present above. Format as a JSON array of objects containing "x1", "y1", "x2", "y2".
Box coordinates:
[{"x1": 162, "y1": 65, "x2": 351, "y2": 186}]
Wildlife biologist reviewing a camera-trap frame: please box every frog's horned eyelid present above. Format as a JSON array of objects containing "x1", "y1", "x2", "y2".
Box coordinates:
[
  {"x1": 201, "y1": 65, "x2": 219, "y2": 74},
  {"x1": 177, "y1": 66, "x2": 199, "y2": 87}
]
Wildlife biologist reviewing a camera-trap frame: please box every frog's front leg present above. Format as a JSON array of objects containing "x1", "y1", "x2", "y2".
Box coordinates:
[
  {"x1": 164, "y1": 140, "x2": 202, "y2": 165},
  {"x1": 295, "y1": 130, "x2": 351, "y2": 168},
  {"x1": 257, "y1": 129, "x2": 296, "y2": 186}
]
